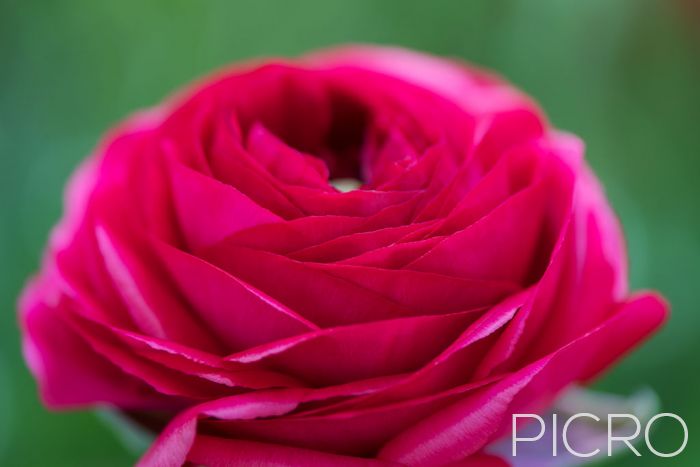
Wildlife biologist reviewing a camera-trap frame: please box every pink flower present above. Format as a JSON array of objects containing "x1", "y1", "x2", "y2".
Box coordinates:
[{"x1": 19, "y1": 46, "x2": 667, "y2": 466}]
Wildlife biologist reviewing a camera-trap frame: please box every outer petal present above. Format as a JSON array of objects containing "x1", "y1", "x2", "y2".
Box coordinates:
[
  {"x1": 187, "y1": 437, "x2": 394, "y2": 467},
  {"x1": 308, "y1": 45, "x2": 541, "y2": 117},
  {"x1": 377, "y1": 294, "x2": 667, "y2": 465},
  {"x1": 224, "y1": 310, "x2": 480, "y2": 386},
  {"x1": 19, "y1": 275, "x2": 173, "y2": 409}
]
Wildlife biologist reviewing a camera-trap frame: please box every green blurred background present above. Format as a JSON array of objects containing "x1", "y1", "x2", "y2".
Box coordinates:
[{"x1": 1, "y1": 0, "x2": 698, "y2": 465}]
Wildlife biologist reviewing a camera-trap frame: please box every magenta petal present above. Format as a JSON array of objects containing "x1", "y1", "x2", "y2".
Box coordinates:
[
  {"x1": 475, "y1": 151, "x2": 625, "y2": 372},
  {"x1": 376, "y1": 140, "x2": 457, "y2": 192},
  {"x1": 168, "y1": 160, "x2": 282, "y2": 250},
  {"x1": 62, "y1": 312, "x2": 240, "y2": 399},
  {"x1": 284, "y1": 185, "x2": 420, "y2": 217},
  {"x1": 289, "y1": 222, "x2": 428, "y2": 263},
  {"x1": 202, "y1": 244, "x2": 412, "y2": 325},
  {"x1": 220, "y1": 214, "x2": 370, "y2": 254},
  {"x1": 339, "y1": 236, "x2": 444, "y2": 269},
  {"x1": 247, "y1": 122, "x2": 331, "y2": 189},
  {"x1": 138, "y1": 390, "x2": 306, "y2": 467},
  {"x1": 423, "y1": 142, "x2": 542, "y2": 235},
  {"x1": 221, "y1": 197, "x2": 418, "y2": 255},
  {"x1": 377, "y1": 294, "x2": 667, "y2": 465},
  {"x1": 140, "y1": 376, "x2": 503, "y2": 464},
  {"x1": 198, "y1": 378, "x2": 499, "y2": 457},
  {"x1": 337, "y1": 292, "x2": 524, "y2": 407},
  {"x1": 311, "y1": 45, "x2": 540, "y2": 117},
  {"x1": 187, "y1": 437, "x2": 394, "y2": 466},
  {"x1": 154, "y1": 240, "x2": 317, "y2": 351},
  {"x1": 19, "y1": 276, "x2": 170, "y2": 409},
  {"x1": 289, "y1": 294, "x2": 522, "y2": 419},
  {"x1": 94, "y1": 223, "x2": 219, "y2": 352},
  {"x1": 314, "y1": 263, "x2": 519, "y2": 313},
  {"x1": 408, "y1": 183, "x2": 550, "y2": 283},
  {"x1": 366, "y1": 127, "x2": 420, "y2": 186},
  {"x1": 225, "y1": 310, "x2": 479, "y2": 386},
  {"x1": 94, "y1": 321, "x2": 302, "y2": 389},
  {"x1": 446, "y1": 453, "x2": 509, "y2": 467},
  {"x1": 207, "y1": 115, "x2": 305, "y2": 218}
]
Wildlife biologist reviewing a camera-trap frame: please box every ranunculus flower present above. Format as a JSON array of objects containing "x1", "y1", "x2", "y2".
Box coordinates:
[{"x1": 19, "y1": 46, "x2": 667, "y2": 466}]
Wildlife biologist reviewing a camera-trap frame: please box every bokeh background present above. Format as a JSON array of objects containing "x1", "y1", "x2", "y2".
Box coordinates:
[{"x1": 1, "y1": 0, "x2": 699, "y2": 465}]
